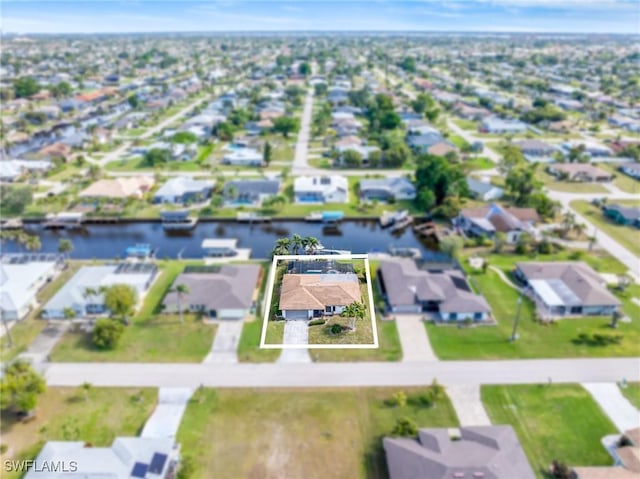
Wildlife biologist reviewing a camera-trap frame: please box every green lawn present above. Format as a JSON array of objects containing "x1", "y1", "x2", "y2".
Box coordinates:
[
  {"x1": 597, "y1": 163, "x2": 639, "y2": 194},
  {"x1": 449, "y1": 134, "x2": 470, "y2": 149},
  {"x1": 0, "y1": 387, "x2": 156, "y2": 478},
  {"x1": 177, "y1": 386, "x2": 458, "y2": 479},
  {"x1": 105, "y1": 156, "x2": 207, "y2": 172},
  {"x1": 427, "y1": 251, "x2": 640, "y2": 360},
  {"x1": 482, "y1": 384, "x2": 617, "y2": 478},
  {"x1": 571, "y1": 200, "x2": 640, "y2": 257},
  {"x1": 464, "y1": 156, "x2": 495, "y2": 171},
  {"x1": 537, "y1": 169, "x2": 609, "y2": 194},
  {"x1": 619, "y1": 382, "x2": 640, "y2": 409},
  {"x1": 452, "y1": 118, "x2": 478, "y2": 130},
  {"x1": 1, "y1": 263, "x2": 80, "y2": 362},
  {"x1": 50, "y1": 261, "x2": 217, "y2": 362},
  {"x1": 237, "y1": 319, "x2": 281, "y2": 362}
]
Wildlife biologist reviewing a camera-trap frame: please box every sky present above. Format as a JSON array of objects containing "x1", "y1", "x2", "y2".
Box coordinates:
[{"x1": 1, "y1": 0, "x2": 639, "y2": 34}]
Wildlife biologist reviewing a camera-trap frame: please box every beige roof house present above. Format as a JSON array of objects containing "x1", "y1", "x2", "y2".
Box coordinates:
[
  {"x1": 548, "y1": 163, "x2": 613, "y2": 182},
  {"x1": 79, "y1": 177, "x2": 155, "y2": 199},
  {"x1": 279, "y1": 273, "x2": 361, "y2": 311},
  {"x1": 573, "y1": 427, "x2": 640, "y2": 479}
]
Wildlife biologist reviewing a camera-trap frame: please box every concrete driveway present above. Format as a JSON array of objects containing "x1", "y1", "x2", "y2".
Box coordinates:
[
  {"x1": 394, "y1": 315, "x2": 438, "y2": 362},
  {"x1": 203, "y1": 320, "x2": 244, "y2": 364},
  {"x1": 18, "y1": 321, "x2": 70, "y2": 364},
  {"x1": 582, "y1": 382, "x2": 640, "y2": 433},
  {"x1": 141, "y1": 387, "x2": 193, "y2": 439},
  {"x1": 278, "y1": 320, "x2": 310, "y2": 363},
  {"x1": 447, "y1": 384, "x2": 492, "y2": 426}
]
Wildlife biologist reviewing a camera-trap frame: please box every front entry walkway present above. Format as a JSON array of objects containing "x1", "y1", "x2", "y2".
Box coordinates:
[
  {"x1": 141, "y1": 387, "x2": 193, "y2": 439},
  {"x1": 278, "y1": 320, "x2": 311, "y2": 363},
  {"x1": 18, "y1": 321, "x2": 70, "y2": 365},
  {"x1": 394, "y1": 315, "x2": 438, "y2": 362},
  {"x1": 582, "y1": 382, "x2": 640, "y2": 433},
  {"x1": 447, "y1": 384, "x2": 492, "y2": 426}
]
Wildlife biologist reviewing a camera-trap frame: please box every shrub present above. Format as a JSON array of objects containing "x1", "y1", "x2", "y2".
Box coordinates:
[
  {"x1": 329, "y1": 324, "x2": 344, "y2": 335},
  {"x1": 568, "y1": 251, "x2": 584, "y2": 261},
  {"x1": 391, "y1": 417, "x2": 417, "y2": 437},
  {"x1": 308, "y1": 319, "x2": 326, "y2": 326},
  {"x1": 92, "y1": 318, "x2": 125, "y2": 349},
  {"x1": 385, "y1": 391, "x2": 407, "y2": 408}
]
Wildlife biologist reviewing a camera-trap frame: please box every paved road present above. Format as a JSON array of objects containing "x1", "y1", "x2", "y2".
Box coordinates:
[
  {"x1": 447, "y1": 384, "x2": 492, "y2": 426},
  {"x1": 43, "y1": 357, "x2": 640, "y2": 388},
  {"x1": 394, "y1": 316, "x2": 438, "y2": 362},
  {"x1": 292, "y1": 89, "x2": 314, "y2": 174},
  {"x1": 582, "y1": 382, "x2": 640, "y2": 433},
  {"x1": 446, "y1": 118, "x2": 502, "y2": 164}
]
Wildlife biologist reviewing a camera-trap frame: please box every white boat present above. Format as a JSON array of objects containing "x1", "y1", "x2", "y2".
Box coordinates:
[
  {"x1": 380, "y1": 210, "x2": 409, "y2": 228},
  {"x1": 160, "y1": 210, "x2": 198, "y2": 231}
]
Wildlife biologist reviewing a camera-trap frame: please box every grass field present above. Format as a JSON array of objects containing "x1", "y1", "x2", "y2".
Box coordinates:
[
  {"x1": 571, "y1": 199, "x2": 640, "y2": 257},
  {"x1": 597, "y1": 163, "x2": 640, "y2": 194},
  {"x1": 177, "y1": 386, "x2": 459, "y2": 479},
  {"x1": 105, "y1": 156, "x2": 207, "y2": 172},
  {"x1": 537, "y1": 169, "x2": 609, "y2": 194},
  {"x1": 482, "y1": 384, "x2": 617, "y2": 478},
  {"x1": 237, "y1": 318, "x2": 282, "y2": 362},
  {"x1": 619, "y1": 382, "x2": 640, "y2": 409},
  {"x1": 427, "y1": 251, "x2": 640, "y2": 360},
  {"x1": 0, "y1": 387, "x2": 156, "y2": 478},
  {"x1": 50, "y1": 261, "x2": 217, "y2": 362},
  {"x1": 464, "y1": 156, "x2": 495, "y2": 170}
]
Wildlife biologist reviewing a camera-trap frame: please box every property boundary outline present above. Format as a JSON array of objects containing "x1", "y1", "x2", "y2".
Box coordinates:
[{"x1": 259, "y1": 254, "x2": 379, "y2": 349}]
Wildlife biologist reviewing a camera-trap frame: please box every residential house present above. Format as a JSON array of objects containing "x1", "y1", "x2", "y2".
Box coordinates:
[
  {"x1": 279, "y1": 271, "x2": 362, "y2": 320},
  {"x1": 427, "y1": 141, "x2": 457, "y2": 157},
  {"x1": 336, "y1": 144, "x2": 380, "y2": 165},
  {"x1": 572, "y1": 427, "x2": 640, "y2": 479},
  {"x1": 79, "y1": 177, "x2": 155, "y2": 200},
  {"x1": 480, "y1": 116, "x2": 527, "y2": 134},
  {"x1": 466, "y1": 177, "x2": 504, "y2": 201},
  {"x1": 35, "y1": 142, "x2": 72, "y2": 161},
  {"x1": 294, "y1": 175, "x2": 348, "y2": 203},
  {"x1": 515, "y1": 139, "x2": 559, "y2": 163},
  {"x1": 378, "y1": 259, "x2": 491, "y2": 321},
  {"x1": 562, "y1": 140, "x2": 612, "y2": 159},
  {"x1": 223, "y1": 178, "x2": 280, "y2": 206},
  {"x1": 547, "y1": 163, "x2": 613, "y2": 182},
  {"x1": 602, "y1": 204, "x2": 640, "y2": 227},
  {"x1": 455, "y1": 101, "x2": 491, "y2": 120},
  {"x1": 359, "y1": 178, "x2": 416, "y2": 202},
  {"x1": 619, "y1": 162, "x2": 640, "y2": 180},
  {"x1": 514, "y1": 261, "x2": 621, "y2": 317},
  {"x1": 0, "y1": 254, "x2": 62, "y2": 321},
  {"x1": 153, "y1": 177, "x2": 214, "y2": 205},
  {"x1": 221, "y1": 147, "x2": 263, "y2": 167},
  {"x1": 162, "y1": 264, "x2": 261, "y2": 319},
  {"x1": 456, "y1": 203, "x2": 539, "y2": 243},
  {"x1": 25, "y1": 437, "x2": 179, "y2": 479},
  {"x1": 384, "y1": 425, "x2": 536, "y2": 479},
  {"x1": 0, "y1": 159, "x2": 51, "y2": 181},
  {"x1": 42, "y1": 263, "x2": 158, "y2": 319},
  {"x1": 407, "y1": 131, "x2": 445, "y2": 153}
]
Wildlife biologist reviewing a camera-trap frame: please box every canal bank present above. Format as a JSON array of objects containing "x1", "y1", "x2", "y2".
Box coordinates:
[{"x1": 3, "y1": 220, "x2": 440, "y2": 260}]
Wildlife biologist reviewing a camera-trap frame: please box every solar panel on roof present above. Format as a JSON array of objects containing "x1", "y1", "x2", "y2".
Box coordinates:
[
  {"x1": 131, "y1": 462, "x2": 148, "y2": 478},
  {"x1": 149, "y1": 452, "x2": 168, "y2": 474}
]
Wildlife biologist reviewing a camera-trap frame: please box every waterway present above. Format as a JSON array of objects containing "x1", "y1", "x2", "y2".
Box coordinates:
[{"x1": 2, "y1": 220, "x2": 439, "y2": 259}]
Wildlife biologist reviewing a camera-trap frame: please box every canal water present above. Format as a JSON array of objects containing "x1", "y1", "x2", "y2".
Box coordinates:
[{"x1": 1, "y1": 220, "x2": 439, "y2": 259}]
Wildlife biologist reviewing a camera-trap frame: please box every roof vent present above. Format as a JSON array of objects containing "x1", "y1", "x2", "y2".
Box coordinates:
[
  {"x1": 473, "y1": 473, "x2": 486, "y2": 478},
  {"x1": 453, "y1": 473, "x2": 465, "y2": 478}
]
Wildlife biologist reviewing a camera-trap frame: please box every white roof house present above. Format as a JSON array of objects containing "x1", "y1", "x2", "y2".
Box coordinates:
[
  {"x1": 221, "y1": 147, "x2": 263, "y2": 166},
  {"x1": 294, "y1": 175, "x2": 349, "y2": 204},
  {"x1": 25, "y1": 437, "x2": 179, "y2": 479},
  {"x1": 0, "y1": 256, "x2": 60, "y2": 321},
  {"x1": 153, "y1": 177, "x2": 214, "y2": 204},
  {"x1": 42, "y1": 263, "x2": 158, "y2": 319}
]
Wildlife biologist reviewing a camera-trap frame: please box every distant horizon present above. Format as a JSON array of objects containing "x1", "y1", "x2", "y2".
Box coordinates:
[{"x1": 2, "y1": 0, "x2": 639, "y2": 35}]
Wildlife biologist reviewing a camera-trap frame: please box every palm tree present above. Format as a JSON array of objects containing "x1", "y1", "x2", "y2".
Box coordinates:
[
  {"x1": 291, "y1": 234, "x2": 304, "y2": 255},
  {"x1": 172, "y1": 284, "x2": 190, "y2": 323},
  {"x1": 572, "y1": 222, "x2": 586, "y2": 239},
  {"x1": 561, "y1": 211, "x2": 576, "y2": 238},
  {"x1": 25, "y1": 235, "x2": 42, "y2": 252},
  {"x1": 303, "y1": 236, "x2": 320, "y2": 254},
  {"x1": 272, "y1": 237, "x2": 291, "y2": 256},
  {"x1": 58, "y1": 238, "x2": 74, "y2": 262},
  {"x1": 341, "y1": 301, "x2": 366, "y2": 331}
]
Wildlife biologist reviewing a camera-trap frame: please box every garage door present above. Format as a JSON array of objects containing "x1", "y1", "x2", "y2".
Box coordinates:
[{"x1": 286, "y1": 310, "x2": 308, "y2": 320}]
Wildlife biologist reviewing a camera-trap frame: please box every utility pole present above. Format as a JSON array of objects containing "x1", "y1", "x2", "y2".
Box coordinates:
[{"x1": 510, "y1": 295, "x2": 523, "y2": 341}]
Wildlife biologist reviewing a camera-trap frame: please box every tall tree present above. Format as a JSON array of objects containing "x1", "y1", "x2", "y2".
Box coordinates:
[
  {"x1": 103, "y1": 284, "x2": 138, "y2": 324},
  {"x1": 173, "y1": 284, "x2": 190, "y2": 324},
  {"x1": 341, "y1": 301, "x2": 366, "y2": 331},
  {"x1": 0, "y1": 360, "x2": 46, "y2": 412}
]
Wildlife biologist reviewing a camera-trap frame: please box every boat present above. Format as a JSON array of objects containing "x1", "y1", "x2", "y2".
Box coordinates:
[
  {"x1": 311, "y1": 243, "x2": 351, "y2": 255},
  {"x1": 388, "y1": 246, "x2": 422, "y2": 259},
  {"x1": 305, "y1": 211, "x2": 323, "y2": 222},
  {"x1": 305, "y1": 211, "x2": 345, "y2": 224},
  {"x1": 236, "y1": 212, "x2": 271, "y2": 223},
  {"x1": 124, "y1": 243, "x2": 154, "y2": 259},
  {"x1": 160, "y1": 210, "x2": 198, "y2": 231},
  {"x1": 390, "y1": 216, "x2": 414, "y2": 233},
  {"x1": 379, "y1": 210, "x2": 409, "y2": 228},
  {"x1": 0, "y1": 218, "x2": 23, "y2": 230}
]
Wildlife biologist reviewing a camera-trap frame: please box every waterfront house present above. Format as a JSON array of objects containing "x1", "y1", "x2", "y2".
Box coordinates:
[
  {"x1": 602, "y1": 204, "x2": 640, "y2": 227},
  {"x1": 0, "y1": 254, "x2": 62, "y2": 322},
  {"x1": 359, "y1": 177, "x2": 416, "y2": 202},
  {"x1": 456, "y1": 203, "x2": 538, "y2": 243},
  {"x1": 378, "y1": 259, "x2": 491, "y2": 321},
  {"x1": 514, "y1": 261, "x2": 621, "y2": 317},
  {"x1": 153, "y1": 177, "x2": 214, "y2": 205},
  {"x1": 279, "y1": 272, "x2": 362, "y2": 320},
  {"x1": 294, "y1": 175, "x2": 348, "y2": 204},
  {"x1": 384, "y1": 426, "x2": 536, "y2": 479},
  {"x1": 42, "y1": 263, "x2": 158, "y2": 319},
  {"x1": 223, "y1": 179, "x2": 281, "y2": 207},
  {"x1": 79, "y1": 177, "x2": 155, "y2": 200},
  {"x1": 162, "y1": 264, "x2": 261, "y2": 319}
]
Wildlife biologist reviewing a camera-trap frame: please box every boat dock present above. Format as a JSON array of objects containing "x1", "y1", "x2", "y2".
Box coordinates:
[
  {"x1": 0, "y1": 218, "x2": 24, "y2": 230},
  {"x1": 305, "y1": 211, "x2": 345, "y2": 224},
  {"x1": 236, "y1": 212, "x2": 271, "y2": 223},
  {"x1": 201, "y1": 238, "x2": 251, "y2": 262},
  {"x1": 390, "y1": 215, "x2": 414, "y2": 233},
  {"x1": 380, "y1": 210, "x2": 409, "y2": 228},
  {"x1": 160, "y1": 210, "x2": 198, "y2": 231},
  {"x1": 43, "y1": 212, "x2": 85, "y2": 230}
]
